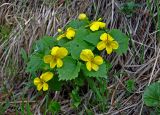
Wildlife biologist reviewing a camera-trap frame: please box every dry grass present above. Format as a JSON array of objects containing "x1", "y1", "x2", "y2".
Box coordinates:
[{"x1": 0, "y1": 0, "x2": 160, "y2": 114}]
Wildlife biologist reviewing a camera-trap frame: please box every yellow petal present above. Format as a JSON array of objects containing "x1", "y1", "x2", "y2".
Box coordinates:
[
  {"x1": 57, "y1": 59, "x2": 63, "y2": 68},
  {"x1": 107, "y1": 34, "x2": 114, "y2": 41},
  {"x1": 78, "y1": 13, "x2": 87, "y2": 20},
  {"x1": 51, "y1": 46, "x2": 59, "y2": 56},
  {"x1": 100, "y1": 33, "x2": 107, "y2": 41},
  {"x1": 91, "y1": 63, "x2": 99, "y2": 71},
  {"x1": 57, "y1": 34, "x2": 65, "y2": 40},
  {"x1": 106, "y1": 46, "x2": 113, "y2": 54},
  {"x1": 80, "y1": 49, "x2": 94, "y2": 62},
  {"x1": 34, "y1": 77, "x2": 41, "y2": 86},
  {"x1": 93, "y1": 56, "x2": 103, "y2": 65},
  {"x1": 86, "y1": 61, "x2": 92, "y2": 71},
  {"x1": 90, "y1": 22, "x2": 99, "y2": 31},
  {"x1": 57, "y1": 47, "x2": 68, "y2": 58},
  {"x1": 43, "y1": 82, "x2": 48, "y2": 91},
  {"x1": 43, "y1": 55, "x2": 52, "y2": 63},
  {"x1": 98, "y1": 22, "x2": 106, "y2": 28},
  {"x1": 66, "y1": 27, "x2": 75, "y2": 39},
  {"x1": 37, "y1": 83, "x2": 43, "y2": 91},
  {"x1": 97, "y1": 41, "x2": 106, "y2": 50},
  {"x1": 40, "y1": 72, "x2": 53, "y2": 82},
  {"x1": 111, "y1": 41, "x2": 119, "y2": 49},
  {"x1": 50, "y1": 60, "x2": 56, "y2": 68}
]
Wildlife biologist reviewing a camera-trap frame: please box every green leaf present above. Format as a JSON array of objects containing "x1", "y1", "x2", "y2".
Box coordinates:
[
  {"x1": 83, "y1": 30, "x2": 105, "y2": 46},
  {"x1": 26, "y1": 54, "x2": 45, "y2": 73},
  {"x1": 57, "y1": 56, "x2": 81, "y2": 80},
  {"x1": 70, "y1": 40, "x2": 94, "y2": 59},
  {"x1": 57, "y1": 38, "x2": 70, "y2": 46},
  {"x1": 66, "y1": 19, "x2": 89, "y2": 29},
  {"x1": 74, "y1": 76, "x2": 85, "y2": 87},
  {"x1": 34, "y1": 36, "x2": 57, "y2": 54},
  {"x1": 70, "y1": 89, "x2": 81, "y2": 108},
  {"x1": 125, "y1": 79, "x2": 135, "y2": 93},
  {"x1": 48, "y1": 76, "x2": 62, "y2": 91},
  {"x1": 49, "y1": 101, "x2": 61, "y2": 113},
  {"x1": 109, "y1": 29, "x2": 129, "y2": 55},
  {"x1": 143, "y1": 82, "x2": 160, "y2": 107},
  {"x1": 81, "y1": 61, "x2": 111, "y2": 78},
  {"x1": 74, "y1": 28, "x2": 90, "y2": 42}
]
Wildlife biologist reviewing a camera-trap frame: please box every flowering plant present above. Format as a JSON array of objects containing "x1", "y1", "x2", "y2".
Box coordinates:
[{"x1": 26, "y1": 13, "x2": 129, "y2": 109}]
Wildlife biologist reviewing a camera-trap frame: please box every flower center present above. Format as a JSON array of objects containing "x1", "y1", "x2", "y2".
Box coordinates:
[
  {"x1": 52, "y1": 56, "x2": 58, "y2": 61},
  {"x1": 40, "y1": 79, "x2": 45, "y2": 84}
]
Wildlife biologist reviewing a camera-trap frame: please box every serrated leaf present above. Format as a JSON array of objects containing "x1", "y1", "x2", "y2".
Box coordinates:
[
  {"x1": 109, "y1": 29, "x2": 129, "y2": 55},
  {"x1": 74, "y1": 28, "x2": 90, "y2": 42},
  {"x1": 143, "y1": 82, "x2": 160, "y2": 107},
  {"x1": 70, "y1": 40, "x2": 94, "y2": 59},
  {"x1": 66, "y1": 19, "x2": 89, "y2": 29},
  {"x1": 83, "y1": 30, "x2": 105, "y2": 46},
  {"x1": 57, "y1": 57, "x2": 81, "y2": 80},
  {"x1": 26, "y1": 54, "x2": 45, "y2": 73},
  {"x1": 57, "y1": 38, "x2": 70, "y2": 46},
  {"x1": 81, "y1": 61, "x2": 111, "y2": 78},
  {"x1": 34, "y1": 36, "x2": 57, "y2": 54}
]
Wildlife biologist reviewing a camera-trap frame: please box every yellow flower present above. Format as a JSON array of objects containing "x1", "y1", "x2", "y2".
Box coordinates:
[
  {"x1": 80, "y1": 49, "x2": 103, "y2": 71},
  {"x1": 97, "y1": 33, "x2": 119, "y2": 54},
  {"x1": 34, "y1": 72, "x2": 53, "y2": 91},
  {"x1": 57, "y1": 27, "x2": 75, "y2": 40},
  {"x1": 43, "y1": 46, "x2": 68, "y2": 68},
  {"x1": 90, "y1": 20, "x2": 106, "y2": 31},
  {"x1": 78, "y1": 13, "x2": 87, "y2": 20},
  {"x1": 65, "y1": 27, "x2": 75, "y2": 39}
]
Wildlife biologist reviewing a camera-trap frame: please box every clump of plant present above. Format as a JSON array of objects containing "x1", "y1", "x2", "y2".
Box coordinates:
[
  {"x1": 143, "y1": 82, "x2": 160, "y2": 114},
  {"x1": 26, "y1": 13, "x2": 129, "y2": 113}
]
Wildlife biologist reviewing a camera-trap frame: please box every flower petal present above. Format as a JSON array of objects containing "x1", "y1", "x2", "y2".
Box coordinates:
[
  {"x1": 111, "y1": 41, "x2": 119, "y2": 49},
  {"x1": 57, "y1": 47, "x2": 68, "y2": 58},
  {"x1": 90, "y1": 22, "x2": 99, "y2": 31},
  {"x1": 93, "y1": 56, "x2": 103, "y2": 65},
  {"x1": 50, "y1": 60, "x2": 56, "y2": 68},
  {"x1": 43, "y1": 82, "x2": 48, "y2": 91},
  {"x1": 100, "y1": 33, "x2": 107, "y2": 41},
  {"x1": 34, "y1": 77, "x2": 41, "y2": 86},
  {"x1": 80, "y1": 49, "x2": 94, "y2": 62},
  {"x1": 43, "y1": 55, "x2": 52, "y2": 63},
  {"x1": 40, "y1": 72, "x2": 53, "y2": 82},
  {"x1": 106, "y1": 45, "x2": 113, "y2": 54},
  {"x1": 107, "y1": 34, "x2": 114, "y2": 41},
  {"x1": 66, "y1": 27, "x2": 75, "y2": 39},
  {"x1": 51, "y1": 46, "x2": 59, "y2": 56},
  {"x1": 57, "y1": 59, "x2": 63, "y2": 68},
  {"x1": 91, "y1": 63, "x2": 99, "y2": 71},
  {"x1": 97, "y1": 41, "x2": 106, "y2": 50},
  {"x1": 86, "y1": 61, "x2": 92, "y2": 71},
  {"x1": 98, "y1": 22, "x2": 106, "y2": 28},
  {"x1": 37, "y1": 83, "x2": 43, "y2": 91}
]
